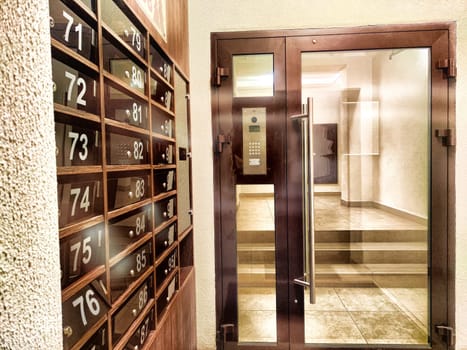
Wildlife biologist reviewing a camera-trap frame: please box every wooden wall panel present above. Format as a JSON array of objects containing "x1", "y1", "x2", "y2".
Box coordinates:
[
  {"x1": 149, "y1": 271, "x2": 196, "y2": 350},
  {"x1": 167, "y1": 0, "x2": 189, "y2": 76},
  {"x1": 174, "y1": 271, "x2": 197, "y2": 350}
]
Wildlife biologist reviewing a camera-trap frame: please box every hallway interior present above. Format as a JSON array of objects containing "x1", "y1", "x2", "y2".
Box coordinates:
[{"x1": 236, "y1": 191, "x2": 429, "y2": 344}]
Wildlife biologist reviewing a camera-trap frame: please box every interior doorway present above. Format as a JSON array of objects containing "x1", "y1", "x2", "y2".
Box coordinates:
[{"x1": 212, "y1": 24, "x2": 455, "y2": 350}]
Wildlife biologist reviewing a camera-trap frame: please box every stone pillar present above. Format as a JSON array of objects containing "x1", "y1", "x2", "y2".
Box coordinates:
[{"x1": 0, "y1": 1, "x2": 62, "y2": 349}]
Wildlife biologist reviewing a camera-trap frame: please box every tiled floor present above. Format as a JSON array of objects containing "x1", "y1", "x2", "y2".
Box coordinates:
[
  {"x1": 238, "y1": 286, "x2": 428, "y2": 344},
  {"x1": 304, "y1": 287, "x2": 428, "y2": 344},
  {"x1": 236, "y1": 190, "x2": 429, "y2": 345}
]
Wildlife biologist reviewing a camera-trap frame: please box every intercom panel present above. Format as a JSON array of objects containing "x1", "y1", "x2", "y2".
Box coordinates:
[{"x1": 242, "y1": 107, "x2": 267, "y2": 175}]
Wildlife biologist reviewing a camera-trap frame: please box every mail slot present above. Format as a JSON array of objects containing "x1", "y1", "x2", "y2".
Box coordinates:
[
  {"x1": 62, "y1": 277, "x2": 109, "y2": 350},
  {"x1": 55, "y1": 119, "x2": 101, "y2": 167},
  {"x1": 103, "y1": 33, "x2": 146, "y2": 94},
  {"x1": 107, "y1": 130, "x2": 149, "y2": 165},
  {"x1": 154, "y1": 197, "x2": 176, "y2": 227},
  {"x1": 112, "y1": 276, "x2": 153, "y2": 344},
  {"x1": 60, "y1": 222, "x2": 105, "y2": 289},
  {"x1": 156, "y1": 274, "x2": 178, "y2": 319},
  {"x1": 57, "y1": 174, "x2": 103, "y2": 228},
  {"x1": 52, "y1": 57, "x2": 100, "y2": 115},
  {"x1": 108, "y1": 205, "x2": 152, "y2": 257},
  {"x1": 110, "y1": 241, "x2": 153, "y2": 302},
  {"x1": 150, "y1": 43, "x2": 171, "y2": 83},
  {"x1": 151, "y1": 105, "x2": 174, "y2": 138},
  {"x1": 155, "y1": 223, "x2": 177, "y2": 258},
  {"x1": 153, "y1": 141, "x2": 174, "y2": 165},
  {"x1": 49, "y1": 0, "x2": 98, "y2": 64},
  {"x1": 104, "y1": 80, "x2": 149, "y2": 130},
  {"x1": 124, "y1": 308, "x2": 155, "y2": 350},
  {"x1": 154, "y1": 169, "x2": 175, "y2": 195},
  {"x1": 151, "y1": 75, "x2": 173, "y2": 111},
  {"x1": 156, "y1": 247, "x2": 178, "y2": 287},
  {"x1": 107, "y1": 172, "x2": 150, "y2": 211},
  {"x1": 101, "y1": 0, "x2": 146, "y2": 59},
  {"x1": 80, "y1": 324, "x2": 108, "y2": 350}
]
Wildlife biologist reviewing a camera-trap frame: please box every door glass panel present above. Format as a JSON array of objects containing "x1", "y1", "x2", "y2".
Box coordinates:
[
  {"x1": 233, "y1": 54, "x2": 274, "y2": 97},
  {"x1": 236, "y1": 184, "x2": 277, "y2": 343},
  {"x1": 302, "y1": 49, "x2": 430, "y2": 345}
]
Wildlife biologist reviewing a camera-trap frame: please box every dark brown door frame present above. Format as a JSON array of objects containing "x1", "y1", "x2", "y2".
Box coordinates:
[
  {"x1": 212, "y1": 22, "x2": 456, "y2": 350},
  {"x1": 211, "y1": 35, "x2": 289, "y2": 349}
]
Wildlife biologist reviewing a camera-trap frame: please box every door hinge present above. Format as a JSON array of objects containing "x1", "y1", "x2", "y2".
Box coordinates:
[
  {"x1": 437, "y1": 58, "x2": 457, "y2": 79},
  {"x1": 435, "y1": 128, "x2": 456, "y2": 147},
  {"x1": 217, "y1": 323, "x2": 235, "y2": 349},
  {"x1": 215, "y1": 66, "x2": 230, "y2": 86},
  {"x1": 215, "y1": 133, "x2": 231, "y2": 153},
  {"x1": 435, "y1": 325, "x2": 455, "y2": 348}
]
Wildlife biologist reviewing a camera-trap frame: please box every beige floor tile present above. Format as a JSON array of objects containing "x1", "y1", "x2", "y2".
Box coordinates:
[
  {"x1": 305, "y1": 311, "x2": 366, "y2": 344},
  {"x1": 350, "y1": 311, "x2": 428, "y2": 344},
  {"x1": 305, "y1": 288, "x2": 346, "y2": 311},
  {"x1": 383, "y1": 288, "x2": 428, "y2": 312},
  {"x1": 335, "y1": 287, "x2": 399, "y2": 311},
  {"x1": 239, "y1": 287, "x2": 276, "y2": 311},
  {"x1": 239, "y1": 310, "x2": 277, "y2": 343}
]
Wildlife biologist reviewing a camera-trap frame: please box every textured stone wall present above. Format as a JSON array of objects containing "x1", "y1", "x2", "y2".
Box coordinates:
[{"x1": 0, "y1": 1, "x2": 63, "y2": 349}]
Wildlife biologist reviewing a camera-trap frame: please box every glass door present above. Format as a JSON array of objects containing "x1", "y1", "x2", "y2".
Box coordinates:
[
  {"x1": 286, "y1": 29, "x2": 451, "y2": 349},
  {"x1": 213, "y1": 24, "x2": 453, "y2": 350},
  {"x1": 298, "y1": 49, "x2": 430, "y2": 345}
]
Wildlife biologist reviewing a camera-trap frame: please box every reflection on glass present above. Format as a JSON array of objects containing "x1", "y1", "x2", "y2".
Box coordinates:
[
  {"x1": 102, "y1": 35, "x2": 146, "y2": 94},
  {"x1": 49, "y1": 0, "x2": 98, "y2": 63},
  {"x1": 101, "y1": 0, "x2": 146, "y2": 58},
  {"x1": 107, "y1": 173, "x2": 150, "y2": 210},
  {"x1": 57, "y1": 176, "x2": 103, "y2": 228},
  {"x1": 233, "y1": 54, "x2": 274, "y2": 97},
  {"x1": 55, "y1": 121, "x2": 102, "y2": 167},
  {"x1": 302, "y1": 49, "x2": 430, "y2": 345},
  {"x1": 105, "y1": 81, "x2": 149, "y2": 129},
  {"x1": 80, "y1": 0, "x2": 96, "y2": 13},
  {"x1": 108, "y1": 205, "x2": 152, "y2": 257},
  {"x1": 52, "y1": 58, "x2": 99, "y2": 114},
  {"x1": 150, "y1": 43, "x2": 172, "y2": 83},
  {"x1": 151, "y1": 75, "x2": 173, "y2": 110},
  {"x1": 236, "y1": 184, "x2": 276, "y2": 343}
]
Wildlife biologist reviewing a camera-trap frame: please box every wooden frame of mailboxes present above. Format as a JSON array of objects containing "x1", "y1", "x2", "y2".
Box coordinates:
[{"x1": 51, "y1": 0, "x2": 193, "y2": 349}]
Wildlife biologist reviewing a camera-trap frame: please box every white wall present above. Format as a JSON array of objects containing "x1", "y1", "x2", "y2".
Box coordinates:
[
  {"x1": 372, "y1": 49, "x2": 429, "y2": 218},
  {"x1": 189, "y1": 1, "x2": 467, "y2": 349}
]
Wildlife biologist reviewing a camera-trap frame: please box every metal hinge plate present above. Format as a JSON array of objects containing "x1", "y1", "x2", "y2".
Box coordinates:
[
  {"x1": 435, "y1": 325, "x2": 455, "y2": 348},
  {"x1": 437, "y1": 58, "x2": 457, "y2": 79},
  {"x1": 215, "y1": 66, "x2": 230, "y2": 86},
  {"x1": 435, "y1": 128, "x2": 456, "y2": 147},
  {"x1": 215, "y1": 133, "x2": 231, "y2": 153}
]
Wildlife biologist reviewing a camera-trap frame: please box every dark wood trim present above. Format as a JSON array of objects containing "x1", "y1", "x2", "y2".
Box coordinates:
[
  {"x1": 445, "y1": 22, "x2": 456, "y2": 341},
  {"x1": 212, "y1": 22, "x2": 455, "y2": 40}
]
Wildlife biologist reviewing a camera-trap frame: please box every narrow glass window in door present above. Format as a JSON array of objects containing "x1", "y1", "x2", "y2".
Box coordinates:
[
  {"x1": 301, "y1": 49, "x2": 430, "y2": 345},
  {"x1": 233, "y1": 54, "x2": 274, "y2": 97},
  {"x1": 236, "y1": 184, "x2": 277, "y2": 343}
]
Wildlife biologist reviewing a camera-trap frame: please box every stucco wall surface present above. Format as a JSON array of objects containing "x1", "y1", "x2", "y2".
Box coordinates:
[
  {"x1": 0, "y1": 1, "x2": 62, "y2": 349},
  {"x1": 189, "y1": 1, "x2": 467, "y2": 349}
]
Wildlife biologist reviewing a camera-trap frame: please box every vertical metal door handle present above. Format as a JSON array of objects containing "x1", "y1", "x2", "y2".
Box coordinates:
[
  {"x1": 291, "y1": 97, "x2": 316, "y2": 304},
  {"x1": 307, "y1": 97, "x2": 316, "y2": 304}
]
